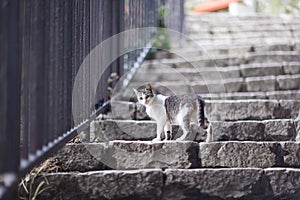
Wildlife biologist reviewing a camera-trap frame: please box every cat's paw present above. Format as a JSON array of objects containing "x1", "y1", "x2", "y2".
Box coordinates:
[{"x1": 152, "y1": 137, "x2": 161, "y2": 142}]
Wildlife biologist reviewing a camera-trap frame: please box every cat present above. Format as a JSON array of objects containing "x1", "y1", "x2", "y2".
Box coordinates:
[{"x1": 133, "y1": 83, "x2": 213, "y2": 142}]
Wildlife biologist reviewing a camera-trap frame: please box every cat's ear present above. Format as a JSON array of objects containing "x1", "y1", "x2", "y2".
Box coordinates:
[
  {"x1": 133, "y1": 88, "x2": 138, "y2": 96},
  {"x1": 146, "y1": 83, "x2": 152, "y2": 90}
]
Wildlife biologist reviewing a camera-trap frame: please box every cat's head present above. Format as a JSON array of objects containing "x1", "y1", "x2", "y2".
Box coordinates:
[{"x1": 133, "y1": 83, "x2": 155, "y2": 106}]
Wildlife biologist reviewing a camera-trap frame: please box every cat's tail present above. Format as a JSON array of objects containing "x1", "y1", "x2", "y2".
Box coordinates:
[{"x1": 197, "y1": 95, "x2": 208, "y2": 129}]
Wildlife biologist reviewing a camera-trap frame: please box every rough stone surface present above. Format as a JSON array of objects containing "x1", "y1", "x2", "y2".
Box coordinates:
[
  {"x1": 108, "y1": 141, "x2": 200, "y2": 169},
  {"x1": 278, "y1": 100, "x2": 300, "y2": 119},
  {"x1": 51, "y1": 144, "x2": 107, "y2": 172},
  {"x1": 240, "y1": 63, "x2": 283, "y2": 77},
  {"x1": 90, "y1": 119, "x2": 156, "y2": 142},
  {"x1": 245, "y1": 52, "x2": 300, "y2": 64},
  {"x1": 37, "y1": 168, "x2": 300, "y2": 200},
  {"x1": 90, "y1": 119, "x2": 297, "y2": 142},
  {"x1": 111, "y1": 101, "x2": 135, "y2": 120},
  {"x1": 277, "y1": 74, "x2": 300, "y2": 90},
  {"x1": 53, "y1": 141, "x2": 300, "y2": 171},
  {"x1": 172, "y1": 56, "x2": 243, "y2": 68},
  {"x1": 200, "y1": 142, "x2": 277, "y2": 168},
  {"x1": 263, "y1": 119, "x2": 296, "y2": 141},
  {"x1": 163, "y1": 168, "x2": 266, "y2": 200},
  {"x1": 245, "y1": 76, "x2": 276, "y2": 92},
  {"x1": 55, "y1": 141, "x2": 200, "y2": 171},
  {"x1": 202, "y1": 90, "x2": 300, "y2": 100},
  {"x1": 211, "y1": 121, "x2": 266, "y2": 141},
  {"x1": 205, "y1": 99, "x2": 300, "y2": 121},
  {"x1": 265, "y1": 168, "x2": 300, "y2": 199},
  {"x1": 199, "y1": 141, "x2": 300, "y2": 168},
  {"x1": 224, "y1": 78, "x2": 244, "y2": 92},
  {"x1": 283, "y1": 62, "x2": 300, "y2": 74},
  {"x1": 37, "y1": 169, "x2": 163, "y2": 200},
  {"x1": 114, "y1": 100, "x2": 300, "y2": 121},
  {"x1": 279, "y1": 142, "x2": 300, "y2": 167}
]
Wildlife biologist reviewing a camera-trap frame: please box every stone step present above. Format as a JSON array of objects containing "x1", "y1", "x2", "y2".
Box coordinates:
[
  {"x1": 186, "y1": 14, "x2": 300, "y2": 23},
  {"x1": 132, "y1": 62, "x2": 300, "y2": 82},
  {"x1": 129, "y1": 74, "x2": 300, "y2": 94},
  {"x1": 50, "y1": 141, "x2": 300, "y2": 171},
  {"x1": 188, "y1": 30, "x2": 294, "y2": 40},
  {"x1": 110, "y1": 99, "x2": 300, "y2": 121},
  {"x1": 32, "y1": 168, "x2": 300, "y2": 200},
  {"x1": 205, "y1": 99, "x2": 300, "y2": 121},
  {"x1": 148, "y1": 52, "x2": 300, "y2": 68},
  {"x1": 186, "y1": 17, "x2": 300, "y2": 33},
  {"x1": 90, "y1": 119, "x2": 297, "y2": 142},
  {"x1": 187, "y1": 25, "x2": 300, "y2": 35},
  {"x1": 188, "y1": 39, "x2": 299, "y2": 51},
  {"x1": 171, "y1": 43, "x2": 295, "y2": 58},
  {"x1": 202, "y1": 90, "x2": 300, "y2": 100}
]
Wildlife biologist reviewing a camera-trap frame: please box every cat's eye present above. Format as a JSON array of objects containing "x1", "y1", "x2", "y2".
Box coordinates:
[
  {"x1": 139, "y1": 97, "x2": 143, "y2": 100},
  {"x1": 145, "y1": 95, "x2": 150, "y2": 99}
]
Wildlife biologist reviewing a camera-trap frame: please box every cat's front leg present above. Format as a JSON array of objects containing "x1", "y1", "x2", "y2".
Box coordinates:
[
  {"x1": 152, "y1": 121, "x2": 166, "y2": 142},
  {"x1": 163, "y1": 121, "x2": 172, "y2": 141},
  {"x1": 205, "y1": 123, "x2": 213, "y2": 142}
]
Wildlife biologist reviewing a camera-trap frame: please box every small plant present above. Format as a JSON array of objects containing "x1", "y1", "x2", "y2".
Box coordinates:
[{"x1": 19, "y1": 159, "x2": 60, "y2": 200}]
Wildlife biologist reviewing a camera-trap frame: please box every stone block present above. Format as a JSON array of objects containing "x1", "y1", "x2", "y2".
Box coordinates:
[
  {"x1": 245, "y1": 76, "x2": 276, "y2": 92},
  {"x1": 280, "y1": 142, "x2": 300, "y2": 167},
  {"x1": 219, "y1": 66, "x2": 241, "y2": 78},
  {"x1": 199, "y1": 142, "x2": 300, "y2": 168},
  {"x1": 200, "y1": 142, "x2": 277, "y2": 168},
  {"x1": 246, "y1": 52, "x2": 300, "y2": 64},
  {"x1": 224, "y1": 78, "x2": 245, "y2": 92},
  {"x1": 240, "y1": 63, "x2": 283, "y2": 77},
  {"x1": 278, "y1": 100, "x2": 300, "y2": 119},
  {"x1": 55, "y1": 141, "x2": 201, "y2": 170},
  {"x1": 294, "y1": 40, "x2": 300, "y2": 51},
  {"x1": 205, "y1": 99, "x2": 281, "y2": 121},
  {"x1": 90, "y1": 119, "x2": 296, "y2": 142},
  {"x1": 108, "y1": 141, "x2": 200, "y2": 169},
  {"x1": 265, "y1": 168, "x2": 300, "y2": 199},
  {"x1": 51, "y1": 144, "x2": 107, "y2": 172},
  {"x1": 192, "y1": 82, "x2": 223, "y2": 94},
  {"x1": 163, "y1": 168, "x2": 265, "y2": 200},
  {"x1": 211, "y1": 120, "x2": 265, "y2": 141},
  {"x1": 255, "y1": 43, "x2": 292, "y2": 52},
  {"x1": 90, "y1": 120, "x2": 156, "y2": 142},
  {"x1": 283, "y1": 62, "x2": 300, "y2": 74},
  {"x1": 111, "y1": 101, "x2": 135, "y2": 120},
  {"x1": 38, "y1": 169, "x2": 163, "y2": 200},
  {"x1": 264, "y1": 119, "x2": 296, "y2": 141},
  {"x1": 277, "y1": 74, "x2": 300, "y2": 90},
  {"x1": 267, "y1": 90, "x2": 300, "y2": 100}
]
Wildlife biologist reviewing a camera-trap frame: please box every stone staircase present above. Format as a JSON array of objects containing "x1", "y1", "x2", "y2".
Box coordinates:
[{"x1": 34, "y1": 14, "x2": 300, "y2": 199}]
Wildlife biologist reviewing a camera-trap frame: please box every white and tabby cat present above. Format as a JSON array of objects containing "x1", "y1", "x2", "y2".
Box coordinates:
[{"x1": 133, "y1": 83, "x2": 213, "y2": 142}]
